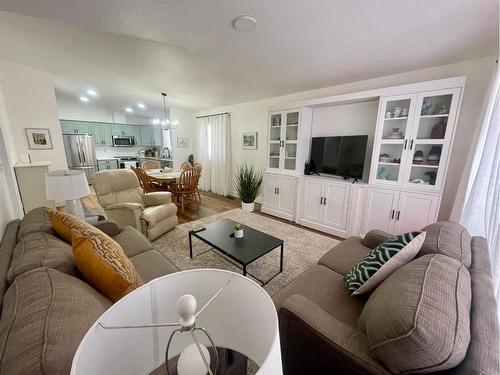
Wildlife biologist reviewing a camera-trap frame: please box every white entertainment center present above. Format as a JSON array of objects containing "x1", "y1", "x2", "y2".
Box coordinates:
[{"x1": 261, "y1": 77, "x2": 465, "y2": 238}]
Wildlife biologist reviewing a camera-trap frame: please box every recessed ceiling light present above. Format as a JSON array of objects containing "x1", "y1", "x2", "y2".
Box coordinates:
[
  {"x1": 80, "y1": 96, "x2": 89, "y2": 102},
  {"x1": 232, "y1": 15, "x2": 257, "y2": 31},
  {"x1": 125, "y1": 107, "x2": 133, "y2": 113},
  {"x1": 137, "y1": 103, "x2": 146, "y2": 109},
  {"x1": 86, "y1": 89, "x2": 98, "y2": 96}
]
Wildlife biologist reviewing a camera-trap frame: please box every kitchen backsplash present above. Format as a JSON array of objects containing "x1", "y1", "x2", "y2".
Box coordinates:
[{"x1": 94, "y1": 146, "x2": 160, "y2": 159}]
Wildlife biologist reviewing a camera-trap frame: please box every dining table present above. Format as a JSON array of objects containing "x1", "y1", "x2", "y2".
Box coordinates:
[{"x1": 145, "y1": 169, "x2": 182, "y2": 184}]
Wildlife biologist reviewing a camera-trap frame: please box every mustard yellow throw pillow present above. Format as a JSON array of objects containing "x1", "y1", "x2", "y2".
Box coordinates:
[
  {"x1": 47, "y1": 209, "x2": 93, "y2": 243},
  {"x1": 71, "y1": 228, "x2": 142, "y2": 302}
]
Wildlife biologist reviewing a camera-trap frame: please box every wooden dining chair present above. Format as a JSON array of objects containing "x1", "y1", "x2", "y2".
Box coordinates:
[
  {"x1": 180, "y1": 161, "x2": 192, "y2": 171},
  {"x1": 131, "y1": 166, "x2": 160, "y2": 193},
  {"x1": 170, "y1": 168, "x2": 200, "y2": 213},
  {"x1": 141, "y1": 161, "x2": 157, "y2": 170},
  {"x1": 193, "y1": 163, "x2": 203, "y2": 202}
]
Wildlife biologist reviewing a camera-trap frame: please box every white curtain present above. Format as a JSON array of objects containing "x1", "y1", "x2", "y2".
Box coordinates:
[
  {"x1": 197, "y1": 114, "x2": 231, "y2": 196},
  {"x1": 459, "y1": 64, "x2": 500, "y2": 301}
]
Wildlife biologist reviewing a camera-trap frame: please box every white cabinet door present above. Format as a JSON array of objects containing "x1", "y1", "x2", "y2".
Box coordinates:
[
  {"x1": 263, "y1": 174, "x2": 280, "y2": 209},
  {"x1": 394, "y1": 191, "x2": 439, "y2": 234},
  {"x1": 300, "y1": 179, "x2": 324, "y2": 223},
  {"x1": 278, "y1": 175, "x2": 296, "y2": 214},
  {"x1": 322, "y1": 181, "x2": 350, "y2": 233},
  {"x1": 362, "y1": 187, "x2": 399, "y2": 235}
]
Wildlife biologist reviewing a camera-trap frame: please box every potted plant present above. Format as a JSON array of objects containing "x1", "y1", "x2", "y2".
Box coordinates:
[
  {"x1": 233, "y1": 223, "x2": 244, "y2": 238},
  {"x1": 235, "y1": 163, "x2": 263, "y2": 212}
]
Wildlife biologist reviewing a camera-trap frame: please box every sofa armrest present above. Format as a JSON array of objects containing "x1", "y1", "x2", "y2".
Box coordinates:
[
  {"x1": 91, "y1": 220, "x2": 121, "y2": 237},
  {"x1": 279, "y1": 294, "x2": 387, "y2": 375},
  {"x1": 104, "y1": 203, "x2": 143, "y2": 230},
  {"x1": 143, "y1": 192, "x2": 173, "y2": 206},
  {"x1": 362, "y1": 230, "x2": 392, "y2": 248}
]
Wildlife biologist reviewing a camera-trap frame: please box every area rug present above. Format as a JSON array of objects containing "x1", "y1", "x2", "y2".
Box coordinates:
[{"x1": 153, "y1": 209, "x2": 340, "y2": 297}]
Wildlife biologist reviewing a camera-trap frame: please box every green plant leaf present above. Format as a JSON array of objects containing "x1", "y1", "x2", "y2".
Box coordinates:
[{"x1": 234, "y1": 163, "x2": 263, "y2": 203}]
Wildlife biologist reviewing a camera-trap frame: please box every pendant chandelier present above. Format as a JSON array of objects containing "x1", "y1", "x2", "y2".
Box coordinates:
[{"x1": 153, "y1": 92, "x2": 178, "y2": 129}]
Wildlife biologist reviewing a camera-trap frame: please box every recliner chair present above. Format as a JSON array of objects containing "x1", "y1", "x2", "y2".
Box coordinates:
[{"x1": 93, "y1": 169, "x2": 178, "y2": 241}]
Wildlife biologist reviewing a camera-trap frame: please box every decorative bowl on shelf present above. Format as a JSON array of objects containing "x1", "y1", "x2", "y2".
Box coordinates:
[
  {"x1": 379, "y1": 153, "x2": 392, "y2": 163},
  {"x1": 387, "y1": 128, "x2": 404, "y2": 139},
  {"x1": 413, "y1": 150, "x2": 424, "y2": 164}
]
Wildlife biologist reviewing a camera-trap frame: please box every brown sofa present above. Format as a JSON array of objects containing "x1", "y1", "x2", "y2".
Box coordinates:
[{"x1": 274, "y1": 222, "x2": 500, "y2": 375}]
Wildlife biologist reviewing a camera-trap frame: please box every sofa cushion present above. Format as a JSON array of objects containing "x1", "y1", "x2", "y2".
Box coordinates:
[
  {"x1": 273, "y1": 265, "x2": 366, "y2": 327},
  {"x1": 7, "y1": 232, "x2": 78, "y2": 283},
  {"x1": 344, "y1": 231, "x2": 426, "y2": 295},
  {"x1": 0, "y1": 268, "x2": 111, "y2": 375},
  {"x1": 71, "y1": 228, "x2": 142, "y2": 302},
  {"x1": 130, "y1": 249, "x2": 179, "y2": 283},
  {"x1": 358, "y1": 254, "x2": 471, "y2": 374},
  {"x1": 362, "y1": 230, "x2": 392, "y2": 249},
  {"x1": 17, "y1": 207, "x2": 55, "y2": 241},
  {"x1": 318, "y1": 237, "x2": 371, "y2": 276},
  {"x1": 112, "y1": 226, "x2": 154, "y2": 258},
  {"x1": 0, "y1": 220, "x2": 20, "y2": 313},
  {"x1": 418, "y1": 221, "x2": 472, "y2": 268},
  {"x1": 141, "y1": 203, "x2": 177, "y2": 226}
]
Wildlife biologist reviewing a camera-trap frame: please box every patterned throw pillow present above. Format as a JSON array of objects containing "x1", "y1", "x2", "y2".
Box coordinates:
[
  {"x1": 344, "y1": 231, "x2": 426, "y2": 295},
  {"x1": 71, "y1": 228, "x2": 142, "y2": 302},
  {"x1": 47, "y1": 209, "x2": 95, "y2": 243}
]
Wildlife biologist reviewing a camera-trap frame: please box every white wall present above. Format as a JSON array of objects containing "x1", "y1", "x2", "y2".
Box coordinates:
[
  {"x1": 195, "y1": 56, "x2": 497, "y2": 220},
  {"x1": 0, "y1": 59, "x2": 67, "y2": 170},
  {"x1": 170, "y1": 108, "x2": 195, "y2": 168},
  {"x1": 311, "y1": 101, "x2": 379, "y2": 182}
]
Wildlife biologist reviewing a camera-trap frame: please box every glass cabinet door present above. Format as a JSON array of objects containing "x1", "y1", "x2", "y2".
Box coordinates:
[
  {"x1": 269, "y1": 113, "x2": 282, "y2": 169},
  {"x1": 374, "y1": 96, "x2": 414, "y2": 184},
  {"x1": 284, "y1": 111, "x2": 299, "y2": 171},
  {"x1": 404, "y1": 89, "x2": 459, "y2": 189}
]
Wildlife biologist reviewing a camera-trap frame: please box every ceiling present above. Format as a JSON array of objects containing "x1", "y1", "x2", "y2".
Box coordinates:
[{"x1": 0, "y1": 0, "x2": 497, "y2": 114}]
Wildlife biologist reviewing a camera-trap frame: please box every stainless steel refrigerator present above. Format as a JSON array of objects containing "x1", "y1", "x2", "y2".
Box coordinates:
[{"x1": 63, "y1": 134, "x2": 98, "y2": 184}]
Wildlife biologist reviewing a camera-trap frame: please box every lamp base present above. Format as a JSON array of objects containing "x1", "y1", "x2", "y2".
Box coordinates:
[{"x1": 65, "y1": 199, "x2": 85, "y2": 219}]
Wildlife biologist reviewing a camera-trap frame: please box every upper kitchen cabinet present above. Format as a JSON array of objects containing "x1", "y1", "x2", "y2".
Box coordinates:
[
  {"x1": 111, "y1": 124, "x2": 134, "y2": 137},
  {"x1": 91, "y1": 123, "x2": 112, "y2": 145},
  {"x1": 153, "y1": 127, "x2": 163, "y2": 147},
  {"x1": 139, "y1": 126, "x2": 163, "y2": 146},
  {"x1": 267, "y1": 108, "x2": 312, "y2": 174},
  {"x1": 61, "y1": 120, "x2": 92, "y2": 134}
]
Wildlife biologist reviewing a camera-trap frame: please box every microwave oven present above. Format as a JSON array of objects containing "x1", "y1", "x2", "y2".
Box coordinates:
[{"x1": 112, "y1": 136, "x2": 135, "y2": 147}]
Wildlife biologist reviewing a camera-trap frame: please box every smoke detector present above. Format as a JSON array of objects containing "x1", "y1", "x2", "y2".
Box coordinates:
[{"x1": 232, "y1": 15, "x2": 257, "y2": 31}]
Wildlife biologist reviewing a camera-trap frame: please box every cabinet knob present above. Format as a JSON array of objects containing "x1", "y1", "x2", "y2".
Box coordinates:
[{"x1": 320, "y1": 197, "x2": 323, "y2": 205}]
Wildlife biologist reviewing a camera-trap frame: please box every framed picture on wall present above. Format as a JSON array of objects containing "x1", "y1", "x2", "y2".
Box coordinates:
[
  {"x1": 177, "y1": 136, "x2": 190, "y2": 148},
  {"x1": 242, "y1": 132, "x2": 257, "y2": 150},
  {"x1": 25, "y1": 128, "x2": 53, "y2": 150}
]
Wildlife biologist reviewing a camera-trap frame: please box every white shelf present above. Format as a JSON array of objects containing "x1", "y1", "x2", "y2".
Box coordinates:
[
  {"x1": 411, "y1": 164, "x2": 439, "y2": 168},
  {"x1": 285, "y1": 156, "x2": 296, "y2": 159},
  {"x1": 286, "y1": 123, "x2": 299, "y2": 127},
  {"x1": 419, "y1": 114, "x2": 449, "y2": 119},
  {"x1": 384, "y1": 116, "x2": 408, "y2": 121},
  {"x1": 378, "y1": 162, "x2": 400, "y2": 166},
  {"x1": 269, "y1": 156, "x2": 280, "y2": 158},
  {"x1": 285, "y1": 140, "x2": 298, "y2": 144},
  {"x1": 415, "y1": 139, "x2": 444, "y2": 145},
  {"x1": 380, "y1": 139, "x2": 404, "y2": 144}
]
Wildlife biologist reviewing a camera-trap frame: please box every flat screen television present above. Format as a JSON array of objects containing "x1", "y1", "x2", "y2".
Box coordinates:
[{"x1": 309, "y1": 135, "x2": 368, "y2": 179}]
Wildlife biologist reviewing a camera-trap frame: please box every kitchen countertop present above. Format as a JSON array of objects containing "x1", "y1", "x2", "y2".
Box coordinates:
[
  {"x1": 139, "y1": 156, "x2": 173, "y2": 162},
  {"x1": 97, "y1": 158, "x2": 119, "y2": 160}
]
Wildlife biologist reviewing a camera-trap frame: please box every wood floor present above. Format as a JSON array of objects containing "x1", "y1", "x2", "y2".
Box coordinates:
[
  {"x1": 82, "y1": 189, "x2": 343, "y2": 240},
  {"x1": 183, "y1": 191, "x2": 344, "y2": 241}
]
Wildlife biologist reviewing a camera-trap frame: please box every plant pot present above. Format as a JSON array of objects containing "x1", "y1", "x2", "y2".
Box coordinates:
[
  {"x1": 241, "y1": 202, "x2": 255, "y2": 212},
  {"x1": 234, "y1": 229, "x2": 244, "y2": 238}
]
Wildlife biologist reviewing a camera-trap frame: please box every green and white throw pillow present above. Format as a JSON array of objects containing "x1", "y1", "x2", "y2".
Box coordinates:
[{"x1": 344, "y1": 231, "x2": 426, "y2": 295}]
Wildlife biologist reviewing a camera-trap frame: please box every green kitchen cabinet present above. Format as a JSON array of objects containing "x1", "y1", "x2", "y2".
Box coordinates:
[
  {"x1": 61, "y1": 120, "x2": 91, "y2": 134},
  {"x1": 111, "y1": 124, "x2": 134, "y2": 136},
  {"x1": 61, "y1": 120, "x2": 76, "y2": 134},
  {"x1": 91, "y1": 123, "x2": 112, "y2": 145},
  {"x1": 153, "y1": 127, "x2": 163, "y2": 146},
  {"x1": 140, "y1": 126, "x2": 154, "y2": 146}
]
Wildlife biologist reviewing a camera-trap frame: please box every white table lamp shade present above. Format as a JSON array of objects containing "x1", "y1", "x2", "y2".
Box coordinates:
[
  {"x1": 71, "y1": 269, "x2": 283, "y2": 375},
  {"x1": 45, "y1": 170, "x2": 90, "y2": 201}
]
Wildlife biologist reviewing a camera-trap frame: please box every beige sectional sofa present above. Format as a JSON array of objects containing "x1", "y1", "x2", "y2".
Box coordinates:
[
  {"x1": 0, "y1": 207, "x2": 180, "y2": 374},
  {"x1": 274, "y1": 222, "x2": 500, "y2": 374}
]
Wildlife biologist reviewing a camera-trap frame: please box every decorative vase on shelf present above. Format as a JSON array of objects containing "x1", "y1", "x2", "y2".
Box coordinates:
[
  {"x1": 431, "y1": 118, "x2": 447, "y2": 139},
  {"x1": 387, "y1": 128, "x2": 403, "y2": 139},
  {"x1": 421, "y1": 98, "x2": 433, "y2": 115},
  {"x1": 233, "y1": 224, "x2": 244, "y2": 239}
]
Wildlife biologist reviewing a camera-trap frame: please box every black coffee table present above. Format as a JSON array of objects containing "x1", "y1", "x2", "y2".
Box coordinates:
[{"x1": 188, "y1": 218, "x2": 284, "y2": 285}]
